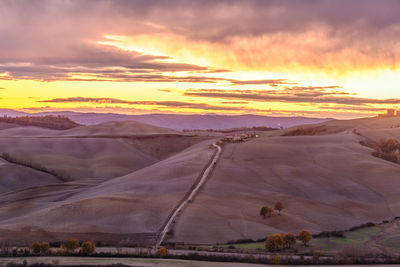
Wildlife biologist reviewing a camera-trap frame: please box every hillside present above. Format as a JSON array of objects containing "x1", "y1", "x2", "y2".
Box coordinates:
[
  {"x1": 2, "y1": 116, "x2": 400, "y2": 246},
  {"x1": 170, "y1": 116, "x2": 400, "y2": 243},
  {"x1": 0, "y1": 115, "x2": 80, "y2": 130},
  {"x1": 0, "y1": 140, "x2": 216, "y2": 245},
  {"x1": 0, "y1": 120, "x2": 210, "y2": 194},
  {"x1": 0, "y1": 109, "x2": 331, "y2": 130}
]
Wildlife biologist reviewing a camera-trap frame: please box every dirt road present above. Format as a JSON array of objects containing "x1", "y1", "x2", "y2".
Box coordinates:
[{"x1": 156, "y1": 143, "x2": 222, "y2": 247}]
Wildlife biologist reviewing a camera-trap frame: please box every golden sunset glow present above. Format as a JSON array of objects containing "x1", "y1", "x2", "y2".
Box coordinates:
[{"x1": 1, "y1": 0, "x2": 400, "y2": 118}]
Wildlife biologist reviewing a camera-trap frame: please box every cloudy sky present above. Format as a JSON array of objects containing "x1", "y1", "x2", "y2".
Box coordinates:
[{"x1": 1, "y1": 0, "x2": 400, "y2": 118}]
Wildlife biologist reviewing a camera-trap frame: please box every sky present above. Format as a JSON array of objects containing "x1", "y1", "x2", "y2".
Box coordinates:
[{"x1": 1, "y1": 0, "x2": 400, "y2": 118}]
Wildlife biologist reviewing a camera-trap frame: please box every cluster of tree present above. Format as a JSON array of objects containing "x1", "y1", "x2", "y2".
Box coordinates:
[
  {"x1": 260, "y1": 202, "x2": 284, "y2": 218},
  {"x1": 282, "y1": 126, "x2": 326, "y2": 136},
  {"x1": 183, "y1": 126, "x2": 277, "y2": 133},
  {"x1": 31, "y1": 239, "x2": 95, "y2": 255},
  {"x1": 31, "y1": 242, "x2": 50, "y2": 254},
  {"x1": 0, "y1": 115, "x2": 80, "y2": 130},
  {"x1": 265, "y1": 230, "x2": 312, "y2": 252},
  {"x1": 371, "y1": 138, "x2": 400, "y2": 164},
  {"x1": 1, "y1": 152, "x2": 70, "y2": 182}
]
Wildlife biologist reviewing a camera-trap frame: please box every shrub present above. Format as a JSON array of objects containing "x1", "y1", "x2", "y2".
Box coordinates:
[
  {"x1": 378, "y1": 138, "x2": 400, "y2": 153},
  {"x1": 80, "y1": 241, "x2": 95, "y2": 255}
]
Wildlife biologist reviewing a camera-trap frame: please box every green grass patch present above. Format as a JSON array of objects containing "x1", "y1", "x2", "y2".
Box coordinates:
[
  {"x1": 307, "y1": 226, "x2": 381, "y2": 252},
  {"x1": 216, "y1": 226, "x2": 382, "y2": 253}
]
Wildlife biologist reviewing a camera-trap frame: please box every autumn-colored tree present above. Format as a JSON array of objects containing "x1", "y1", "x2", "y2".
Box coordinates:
[
  {"x1": 32, "y1": 242, "x2": 41, "y2": 254},
  {"x1": 298, "y1": 230, "x2": 312, "y2": 246},
  {"x1": 274, "y1": 202, "x2": 284, "y2": 215},
  {"x1": 265, "y1": 234, "x2": 284, "y2": 251},
  {"x1": 283, "y1": 233, "x2": 296, "y2": 248},
  {"x1": 260, "y1": 206, "x2": 275, "y2": 218},
  {"x1": 158, "y1": 247, "x2": 169, "y2": 257},
  {"x1": 80, "y1": 241, "x2": 95, "y2": 255},
  {"x1": 40, "y1": 242, "x2": 50, "y2": 254},
  {"x1": 65, "y1": 238, "x2": 80, "y2": 252},
  {"x1": 266, "y1": 206, "x2": 274, "y2": 217}
]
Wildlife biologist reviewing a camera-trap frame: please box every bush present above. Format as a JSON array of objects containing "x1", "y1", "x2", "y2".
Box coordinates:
[
  {"x1": 371, "y1": 138, "x2": 400, "y2": 164},
  {"x1": 378, "y1": 138, "x2": 400, "y2": 153},
  {"x1": 80, "y1": 241, "x2": 95, "y2": 255}
]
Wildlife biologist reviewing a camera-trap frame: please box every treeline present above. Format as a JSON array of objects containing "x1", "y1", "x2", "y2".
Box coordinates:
[
  {"x1": 282, "y1": 126, "x2": 326, "y2": 136},
  {"x1": 1, "y1": 153, "x2": 70, "y2": 182},
  {"x1": 183, "y1": 126, "x2": 276, "y2": 133},
  {"x1": 0, "y1": 115, "x2": 80, "y2": 130}
]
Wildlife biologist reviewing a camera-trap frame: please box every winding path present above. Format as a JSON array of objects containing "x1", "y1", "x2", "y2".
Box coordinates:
[{"x1": 156, "y1": 143, "x2": 222, "y2": 247}]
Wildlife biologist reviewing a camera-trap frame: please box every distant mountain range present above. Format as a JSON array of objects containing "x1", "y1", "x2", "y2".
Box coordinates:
[{"x1": 0, "y1": 109, "x2": 332, "y2": 130}]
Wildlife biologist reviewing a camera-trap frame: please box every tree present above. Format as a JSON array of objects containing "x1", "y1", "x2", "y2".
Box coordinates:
[
  {"x1": 80, "y1": 241, "x2": 95, "y2": 255},
  {"x1": 266, "y1": 206, "x2": 274, "y2": 217},
  {"x1": 40, "y1": 242, "x2": 50, "y2": 254},
  {"x1": 65, "y1": 238, "x2": 80, "y2": 252},
  {"x1": 260, "y1": 206, "x2": 275, "y2": 218},
  {"x1": 265, "y1": 234, "x2": 284, "y2": 251},
  {"x1": 274, "y1": 202, "x2": 284, "y2": 215},
  {"x1": 260, "y1": 206, "x2": 267, "y2": 218},
  {"x1": 157, "y1": 247, "x2": 169, "y2": 257},
  {"x1": 283, "y1": 233, "x2": 296, "y2": 248},
  {"x1": 298, "y1": 230, "x2": 312, "y2": 246},
  {"x1": 32, "y1": 242, "x2": 41, "y2": 254}
]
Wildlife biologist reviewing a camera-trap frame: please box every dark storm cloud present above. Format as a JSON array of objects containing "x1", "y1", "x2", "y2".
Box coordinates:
[
  {"x1": 1, "y1": 0, "x2": 400, "y2": 80},
  {"x1": 4, "y1": 0, "x2": 399, "y2": 41}
]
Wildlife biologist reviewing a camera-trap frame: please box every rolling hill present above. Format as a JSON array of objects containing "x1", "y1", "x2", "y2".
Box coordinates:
[
  {"x1": 0, "y1": 109, "x2": 332, "y2": 130},
  {"x1": 2, "y1": 116, "x2": 400, "y2": 247}
]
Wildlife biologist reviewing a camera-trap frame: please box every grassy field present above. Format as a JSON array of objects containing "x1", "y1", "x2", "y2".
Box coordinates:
[{"x1": 213, "y1": 225, "x2": 382, "y2": 253}]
